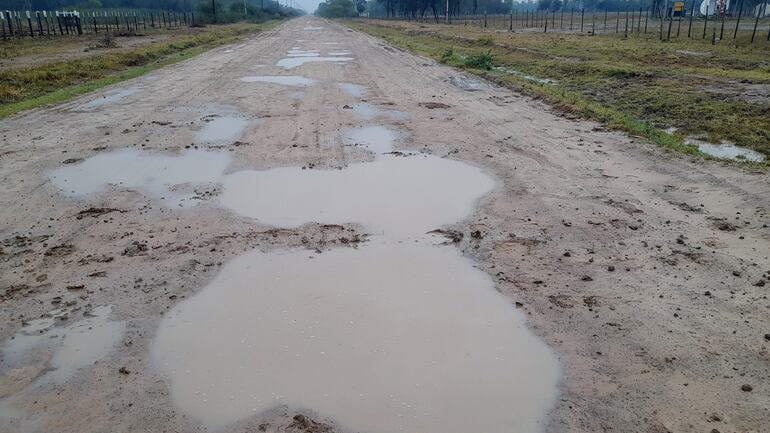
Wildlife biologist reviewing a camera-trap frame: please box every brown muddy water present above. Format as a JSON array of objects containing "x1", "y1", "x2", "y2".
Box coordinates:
[
  {"x1": 150, "y1": 237, "x2": 560, "y2": 433},
  {"x1": 41, "y1": 78, "x2": 561, "y2": 433},
  {"x1": 150, "y1": 120, "x2": 560, "y2": 432},
  {"x1": 196, "y1": 116, "x2": 251, "y2": 146},
  {"x1": 48, "y1": 149, "x2": 231, "y2": 208}
]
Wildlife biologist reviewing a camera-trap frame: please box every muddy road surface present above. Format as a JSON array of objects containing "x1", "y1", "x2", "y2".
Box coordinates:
[{"x1": 1, "y1": 17, "x2": 769, "y2": 433}]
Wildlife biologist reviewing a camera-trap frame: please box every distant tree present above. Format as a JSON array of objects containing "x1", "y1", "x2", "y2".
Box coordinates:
[
  {"x1": 356, "y1": 0, "x2": 366, "y2": 14},
  {"x1": 316, "y1": 0, "x2": 357, "y2": 17}
]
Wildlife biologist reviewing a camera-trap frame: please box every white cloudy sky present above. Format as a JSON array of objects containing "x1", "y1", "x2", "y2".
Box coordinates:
[{"x1": 294, "y1": 0, "x2": 323, "y2": 12}]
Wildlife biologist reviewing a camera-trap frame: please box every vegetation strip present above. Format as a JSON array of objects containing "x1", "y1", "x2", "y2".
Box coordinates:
[
  {"x1": 345, "y1": 19, "x2": 770, "y2": 162},
  {"x1": 0, "y1": 22, "x2": 278, "y2": 118}
]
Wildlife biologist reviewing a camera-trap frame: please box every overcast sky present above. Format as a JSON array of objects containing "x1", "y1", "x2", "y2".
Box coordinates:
[{"x1": 294, "y1": 0, "x2": 322, "y2": 12}]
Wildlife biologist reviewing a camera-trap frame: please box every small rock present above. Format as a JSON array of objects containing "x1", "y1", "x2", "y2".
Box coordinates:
[
  {"x1": 607, "y1": 265, "x2": 615, "y2": 272},
  {"x1": 581, "y1": 275, "x2": 593, "y2": 281},
  {"x1": 118, "y1": 367, "x2": 130, "y2": 375},
  {"x1": 741, "y1": 384, "x2": 753, "y2": 392}
]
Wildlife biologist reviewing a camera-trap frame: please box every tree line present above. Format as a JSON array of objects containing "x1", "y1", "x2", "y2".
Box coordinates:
[
  {"x1": 0, "y1": 0, "x2": 303, "y2": 23},
  {"x1": 364, "y1": 0, "x2": 768, "y2": 17}
]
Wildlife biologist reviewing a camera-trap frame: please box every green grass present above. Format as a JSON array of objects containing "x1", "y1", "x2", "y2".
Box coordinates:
[
  {"x1": 0, "y1": 22, "x2": 279, "y2": 118},
  {"x1": 345, "y1": 19, "x2": 770, "y2": 162}
]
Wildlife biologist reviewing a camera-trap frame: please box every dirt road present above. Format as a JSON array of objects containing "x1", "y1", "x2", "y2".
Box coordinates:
[{"x1": 0, "y1": 17, "x2": 768, "y2": 433}]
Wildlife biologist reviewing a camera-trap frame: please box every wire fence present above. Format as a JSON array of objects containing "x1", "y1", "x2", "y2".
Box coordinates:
[
  {"x1": 0, "y1": 10, "x2": 196, "y2": 40},
  {"x1": 368, "y1": 4, "x2": 770, "y2": 45}
]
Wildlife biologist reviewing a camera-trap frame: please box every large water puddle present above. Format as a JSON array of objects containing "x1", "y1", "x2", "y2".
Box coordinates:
[
  {"x1": 277, "y1": 57, "x2": 353, "y2": 69},
  {"x1": 196, "y1": 116, "x2": 251, "y2": 146},
  {"x1": 220, "y1": 154, "x2": 493, "y2": 236},
  {"x1": 150, "y1": 121, "x2": 560, "y2": 432},
  {"x1": 240, "y1": 76, "x2": 316, "y2": 86},
  {"x1": 151, "y1": 238, "x2": 559, "y2": 433},
  {"x1": 49, "y1": 149, "x2": 231, "y2": 208}
]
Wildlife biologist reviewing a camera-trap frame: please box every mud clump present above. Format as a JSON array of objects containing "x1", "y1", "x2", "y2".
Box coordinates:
[
  {"x1": 418, "y1": 102, "x2": 452, "y2": 109},
  {"x1": 427, "y1": 228, "x2": 464, "y2": 243},
  {"x1": 76, "y1": 207, "x2": 124, "y2": 219},
  {"x1": 123, "y1": 241, "x2": 148, "y2": 257},
  {"x1": 289, "y1": 414, "x2": 333, "y2": 433},
  {"x1": 45, "y1": 244, "x2": 75, "y2": 257}
]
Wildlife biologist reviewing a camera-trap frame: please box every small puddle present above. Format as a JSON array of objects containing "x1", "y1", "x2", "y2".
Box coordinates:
[
  {"x1": 449, "y1": 76, "x2": 485, "y2": 92},
  {"x1": 342, "y1": 125, "x2": 397, "y2": 154},
  {"x1": 0, "y1": 305, "x2": 125, "y2": 385},
  {"x1": 337, "y1": 83, "x2": 367, "y2": 97},
  {"x1": 303, "y1": 26, "x2": 324, "y2": 30},
  {"x1": 80, "y1": 86, "x2": 140, "y2": 109},
  {"x1": 494, "y1": 66, "x2": 557, "y2": 85},
  {"x1": 277, "y1": 57, "x2": 353, "y2": 69},
  {"x1": 240, "y1": 76, "x2": 316, "y2": 86},
  {"x1": 328, "y1": 51, "x2": 352, "y2": 56},
  {"x1": 196, "y1": 116, "x2": 250, "y2": 146},
  {"x1": 49, "y1": 149, "x2": 231, "y2": 208},
  {"x1": 685, "y1": 138, "x2": 765, "y2": 162},
  {"x1": 349, "y1": 103, "x2": 404, "y2": 120},
  {"x1": 287, "y1": 50, "x2": 320, "y2": 58}
]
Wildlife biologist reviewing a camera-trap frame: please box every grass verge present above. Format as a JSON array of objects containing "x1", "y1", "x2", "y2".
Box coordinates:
[
  {"x1": 345, "y1": 19, "x2": 770, "y2": 162},
  {"x1": 0, "y1": 22, "x2": 279, "y2": 118}
]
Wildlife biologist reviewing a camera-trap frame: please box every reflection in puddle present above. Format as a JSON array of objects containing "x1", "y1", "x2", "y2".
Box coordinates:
[
  {"x1": 277, "y1": 57, "x2": 353, "y2": 69},
  {"x1": 343, "y1": 125, "x2": 397, "y2": 154},
  {"x1": 337, "y1": 82, "x2": 367, "y2": 97},
  {"x1": 152, "y1": 239, "x2": 559, "y2": 433},
  {"x1": 80, "y1": 86, "x2": 140, "y2": 109},
  {"x1": 240, "y1": 76, "x2": 316, "y2": 86},
  {"x1": 449, "y1": 76, "x2": 485, "y2": 91},
  {"x1": 287, "y1": 49, "x2": 320, "y2": 57},
  {"x1": 351, "y1": 103, "x2": 380, "y2": 119},
  {"x1": 49, "y1": 149, "x2": 231, "y2": 208},
  {"x1": 1, "y1": 306, "x2": 125, "y2": 385},
  {"x1": 328, "y1": 51, "x2": 352, "y2": 56},
  {"x1": 686, "y1": 138, "x2": 765, "y2": 162},
  {"x1": 151, "y1": 117, "x2": 560, "y2": 432},
  {"x1": 220, "y1": 154, "x2": 494, "y2": 236},
  {"x1": 196, "y1": 116, "x2": 250, "y2": 145}
]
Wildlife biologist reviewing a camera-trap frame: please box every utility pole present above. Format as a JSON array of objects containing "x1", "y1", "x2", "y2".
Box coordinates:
[
  {"x1": 212, "y1": 0, "x2": 216, "y2": 22},
  {"x1": 243, "y1": 0, "x2": 247, "y2": 16},
  {"x1": 445, "y1": 0, "x2": 449, "y2": 23}
]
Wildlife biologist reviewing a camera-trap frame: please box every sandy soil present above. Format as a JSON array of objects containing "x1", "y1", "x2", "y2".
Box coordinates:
[{"x1": 0, "y1": 17, "x2": 768, "y2": 433}]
